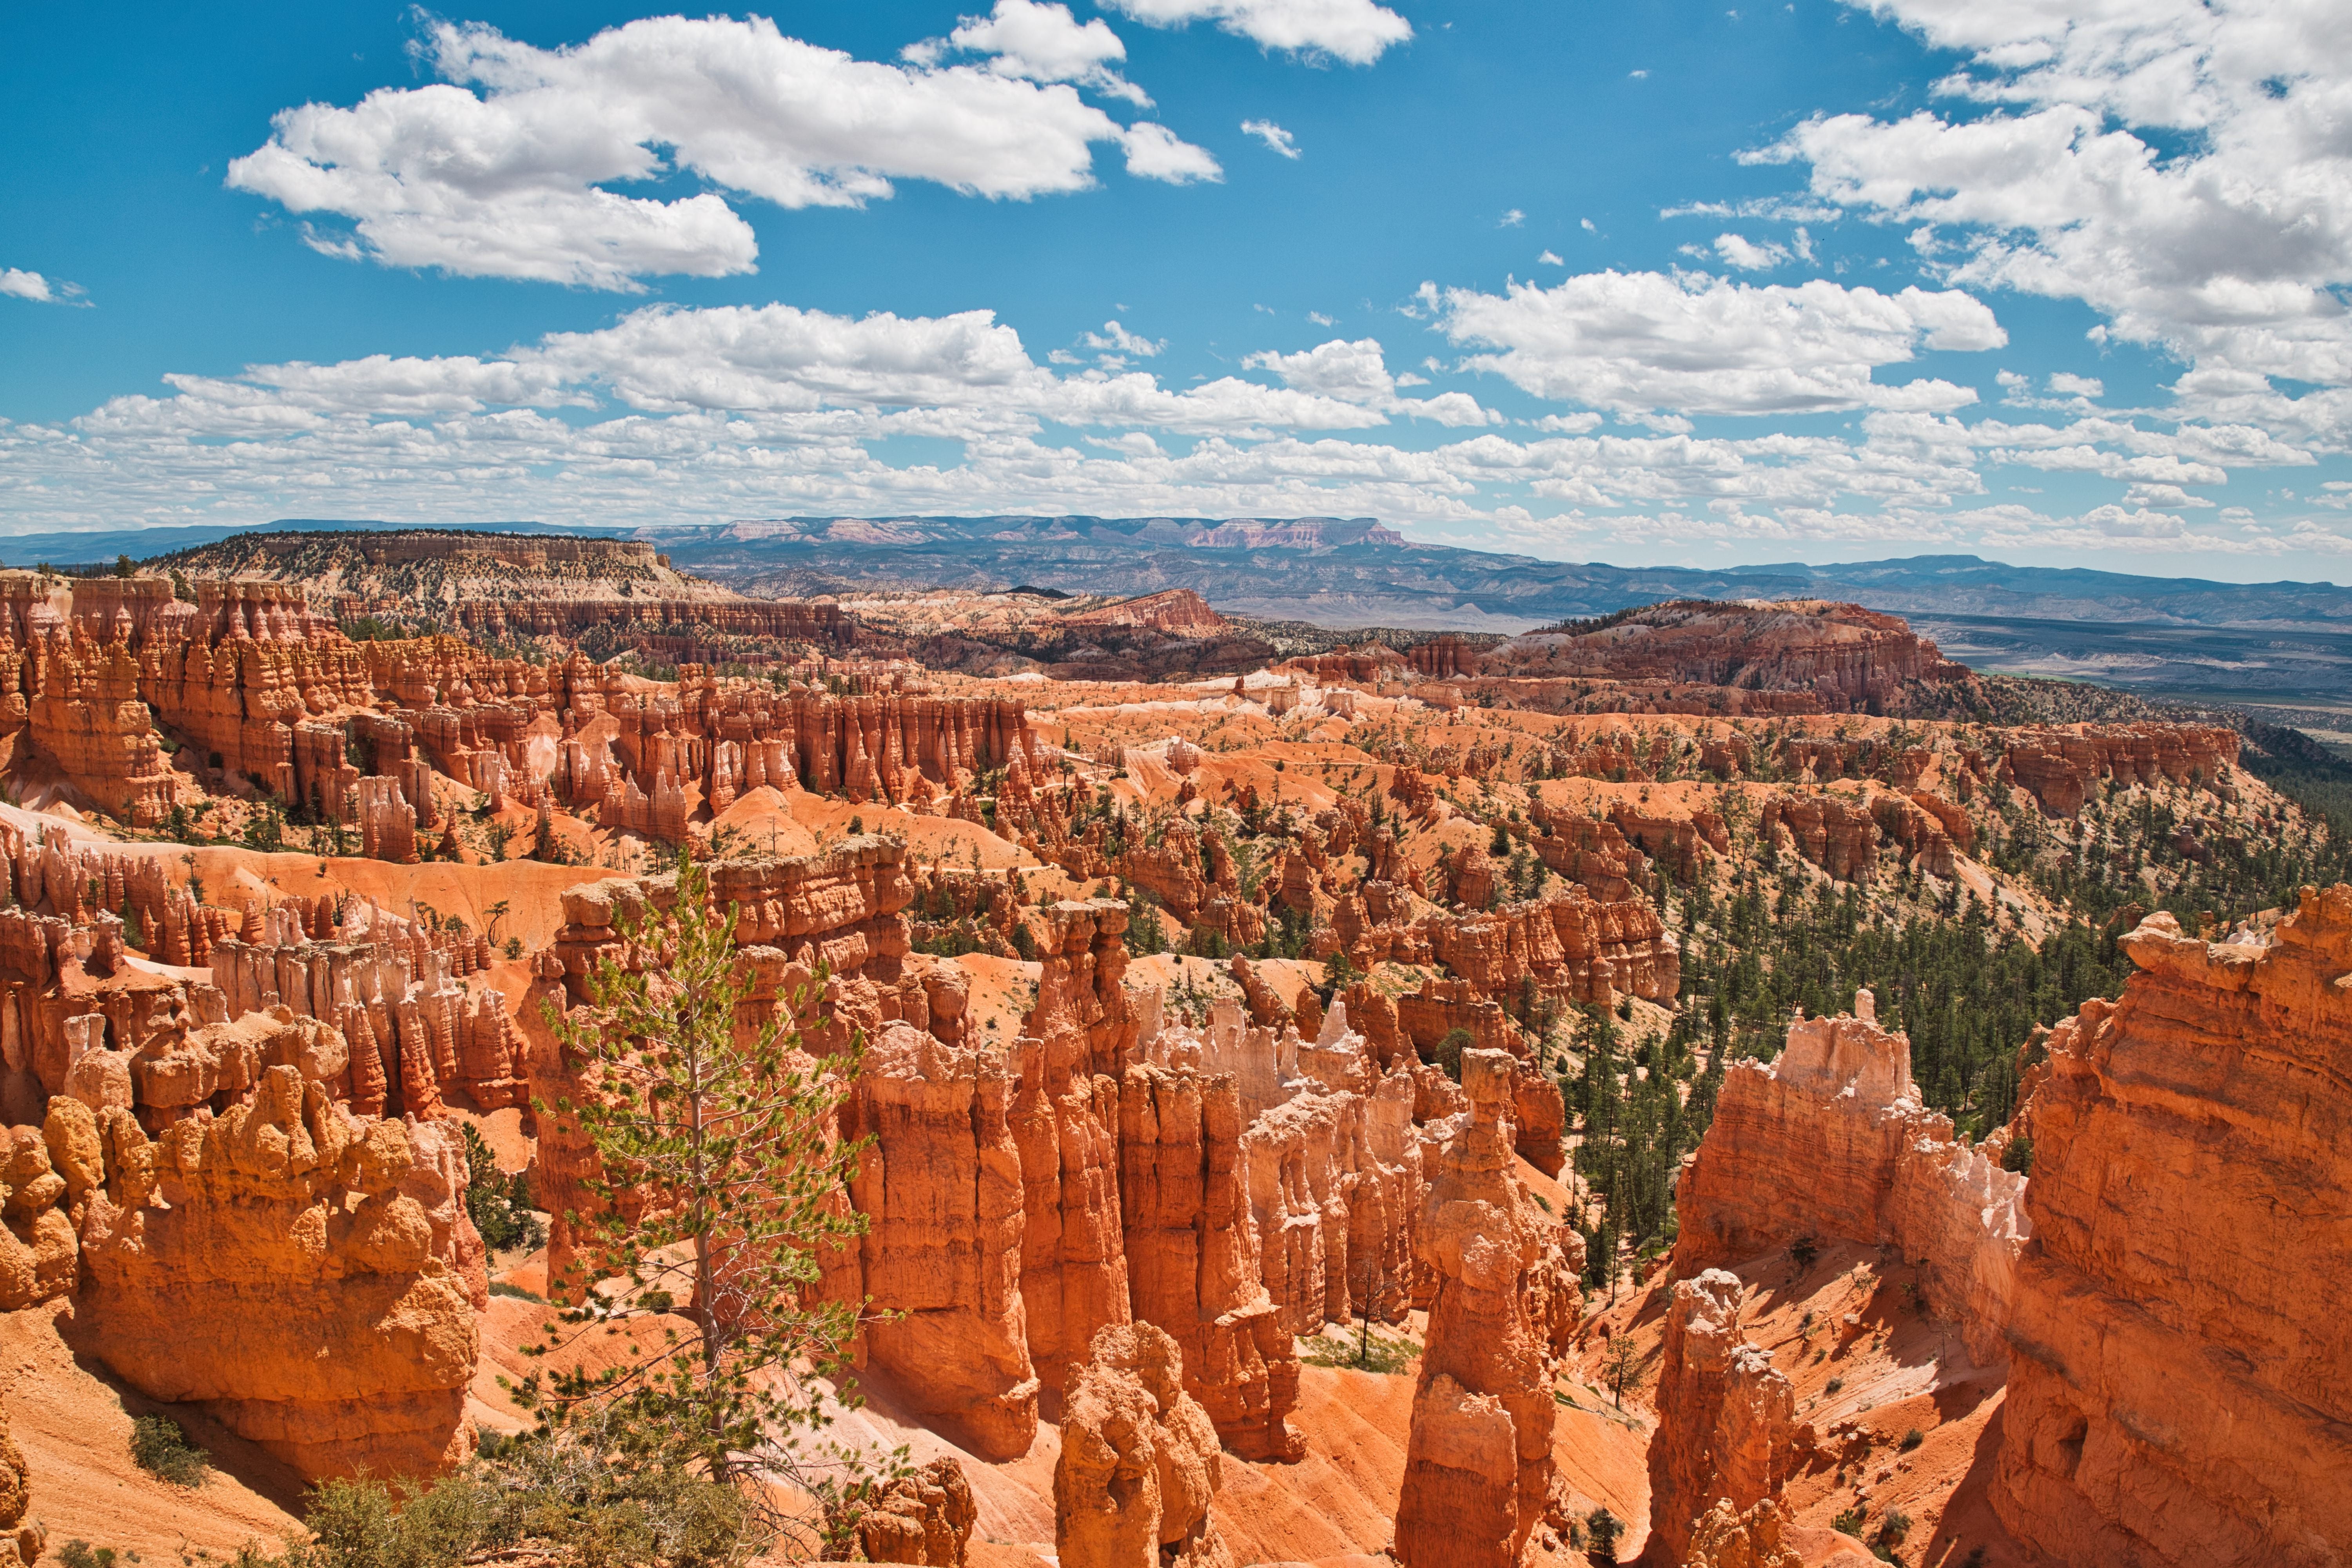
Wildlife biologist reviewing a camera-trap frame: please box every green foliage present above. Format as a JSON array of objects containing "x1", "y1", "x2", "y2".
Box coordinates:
[
  {"x1": 57, "y1": 1543, "x2": 119, "y2": 1568},
  {"x1": 1125, "y1": 889, "x2": 1170, "y2": 955},
  {"x1": 2002, "y1": 1136, "x2": 2035, "y2": 1175},
  {"x1": 1899, "y1": 1428, "x2": 1924, "y2": 1452},
  {"x1": 1585, "y1": 1508, "x2": 1622, "y2": 1560},
  {"x1": 1299, "y1": 1328, "x2": 1418, "y2": 1375},
  {"x1": 1790, "y1": 1235, "x2": 1820, "y2": 1269},
  {"x1": 272, "y1": 1447, "x2": 749, "y2": 1568},
  {"x1": 1831, "y1": 1506, "x2": 1868, "y2": 1536},
  {"x1": 532, "y1": 853, "x2": 900, "y2": 1552},
  {"x1": 488, "y1": 1280, "x2": 545, "y2": 1302},
  {"x1": 243, "y1": 803, "x2": 285, "y2": 853},
  {"x1": 1431, "y1": 1027, "x2": 1474, "y2": 1083},
  {"x1": 113, "y1": 554, "x2": 135, "y2": 578},
  {"x1": 129, "y1": 1412, "x2": 210, "y2": 1488},
  {"x1": 459, "y1": 1122, "x2": 544, "y2": 1256}
]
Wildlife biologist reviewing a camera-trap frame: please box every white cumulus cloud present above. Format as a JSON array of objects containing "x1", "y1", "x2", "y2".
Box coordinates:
[
  {"x1": 1759, "y1": 0, "x2": 2352, "y2": 406},
  {"x1": 1245, "y1": 337, "x2": 1503, "y2": 425},
  {"x1": 1241, "y1": 119, "x2": 1301, "y2": 158},
  {"x1": 2, "y1": 268, "x2": 84, "y2": 305},
  {"x1": 1101, "y1": 0, "x2": 1411, "y2": 64},
  {"x1": 1437, "y1": 269, "x2": 2005, "y2": 426},
  {"x1": 227, "y1": 14, "x2": 1214, "y2": 289},
  {"x1": 1713, "y1": 232, "x2": 1789, "y2": 270},
  {"x1": 1120, "y1": 122, "x2": 1223, "y2": 183},
  {"x1": 925, "y1": 0, "x2": 1152, "y2": 105}
]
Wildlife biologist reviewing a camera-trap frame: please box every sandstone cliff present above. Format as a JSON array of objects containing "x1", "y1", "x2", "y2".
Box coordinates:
[
  {"x1": 1994, "y1": 891, "x2": 2352, "y2": 1567},
  {"x1": 1672, "y1": 993, "x2": 2026, "y2": 1364}
]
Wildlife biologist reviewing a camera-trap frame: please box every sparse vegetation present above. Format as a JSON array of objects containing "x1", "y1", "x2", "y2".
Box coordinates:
[{"x1": 129, "y1": 1413, "x2": 210, "y2": 1488}]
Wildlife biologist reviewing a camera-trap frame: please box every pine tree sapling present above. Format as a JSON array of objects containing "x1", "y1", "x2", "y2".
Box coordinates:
[{"x1": 527, "y1": 852, "x2": 903, "y2": 1550}]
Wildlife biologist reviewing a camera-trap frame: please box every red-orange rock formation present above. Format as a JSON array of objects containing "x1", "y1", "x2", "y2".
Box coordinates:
[
  {"x1": 1995, "y1": 723, "x2": 2238, "y2": 818},
  {"x1": 1645, "y1": 1269, "x2": 1798, "y2": 1566},
  {"x1": 1671, "y1": 994, "x2": 2026, "y2": 1364},
  {"x1": 1012, "y1": 900, "x2": 1136, "y2": 1387},
  {"x1": 1118, "y1": 1063, "x2": 1302, "y2": 1461},
  {"x1": 1396, "y1": 1049, "x2": 1565, "y2": 1568},
  {"x1": 1993, "y1": 891, "x2": 2352, "y2": 1567},
  {"x1": 1761, "y1": 792, "x2": 1880, "y2": 882},
  {"x1": 850, "y1": 1456, "x2": 979, "y2": 1568},
  {"x1": 0, "y1": 1391, "x2": 34, "y2": 1568},
  {"x1": 1472, "y1": 599, "x2": 1977, "y2": 715},
  {"x1": 1681, "y1": 1497, "x2": 1806, "y2": 1568},
  {"x1": 1054, "y1": 1321, "x2": 1231, "y2": 1568},
  {"x1": 847, "y1": 1020, "x2": 1038, "y2": 1461},
  {"x1": 77, "y1": 1065, "x2": 478, "y2": 1480}
]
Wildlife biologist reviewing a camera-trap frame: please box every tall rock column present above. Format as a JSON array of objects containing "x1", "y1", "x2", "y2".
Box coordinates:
[
  {"x1": 1992, "y1": 895, "x2": 2352, "y2": 1567},
  {"x1": 1645, "y1": 1270, "x2": 1798, "y2": 1566},
  {"x1": 1119, "y1": 1063, "x2": 1302, "y2": 1461},
  {"x1": 1396, "y1": 1049, "x2": 1560, "y2": 1568},
  {"x1": 849, "y1": 1021, "x2": 1040, "y2": 1460},
  {"x1": 1012, "y1": 900, "x2": 1135, "y2": 1386}
]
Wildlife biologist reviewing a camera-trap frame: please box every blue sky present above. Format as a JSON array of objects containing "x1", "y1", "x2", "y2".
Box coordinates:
[{"x1": 4, "y1": 0, "x2": 2351, "y2": 582}]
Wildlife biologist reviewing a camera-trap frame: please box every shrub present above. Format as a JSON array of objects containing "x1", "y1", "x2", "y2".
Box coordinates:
[
  {"x1": 1826, "y1": 1377, "x2": 1845, "y2": 1395},
  {"x1": 1790, "y1": 1235, "x2": 1820, "y2": 1269},
  {"x1": 1900, "y1": 1427, "x2": 1924, "y2": 1452},
  {"x1": 488, "y1": 1280, "x2": 545, "y2": 1302},
  {"x1": 1878, "y1": 1507, "x2": 1914, "y2": 1545},
  {"x1": 2001, "y1": 1136, "x2": 2035, "y2": 1175},
  {"x1": 130, "y1": 1412, "x2": 209, "y2": 1487},
  {"x1": 1831, "y1": 1505, "x2": 1868, "y2": 1535},
  {"x1": 58, "y1": 1543, "x2": 119, "y2": 1568}
]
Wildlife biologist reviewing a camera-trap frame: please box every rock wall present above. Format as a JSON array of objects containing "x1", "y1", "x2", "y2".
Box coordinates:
[
  {"x1": 1011, "y1": 901, "x2": 1135, "y2": 1388},
  {"x1": 847, "y1": 1021, "x2": 1038, "y2": 1461},
  {"x1": 1995, "y1": 723, "x2": 2238, "y2": 818},
  {"x1": 1993, "y1": 893, "x2": 2352, "y2": 1567},
  {"x1": 1118, "y1": 1064, "x2": 1302, "y2": 1462}
]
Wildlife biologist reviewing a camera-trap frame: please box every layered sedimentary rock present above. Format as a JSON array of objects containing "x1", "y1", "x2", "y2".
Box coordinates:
[
  {"x1": 1760, "y1": 793, "x2": 1880, "y2": 882},
  {"x1": 1993, "y1": 893, "x2": 2352, "y2": 1567},
  {"x1": 1646, "y1": 1270, "x2": 1798, "y2": 1566},
  {"x1": 1011, "y1": 901, "x2": 1136, "y2": 1387},
  {"x1": 1671, "y1": 993, "x2": 2027, "y2": 1363},
  {"x1": 848, "y1": 1021, "x2": 1039, "y2": 1461},
  {"x1": 1994, "y1": 722, "x2": 2238, "y2": 818},
  {"x1": 1118, "y1": 1063, "x2": 1302, "y2": 1461},
  {"x1": 1054, "y1": 1322, "x2": 1231, "y2": 1568},
  {"x1": 1396, "y1": 1050, "x2": 1566, "y2": 1568},
  {"x1": 77, "y1": 1065, "x2": 479, "y2": 1480}
]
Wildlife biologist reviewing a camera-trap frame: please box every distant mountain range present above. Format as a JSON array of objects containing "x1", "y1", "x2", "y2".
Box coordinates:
[{"x1": 42, "y1": 513, "x2": 2352, "y2": 705}]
